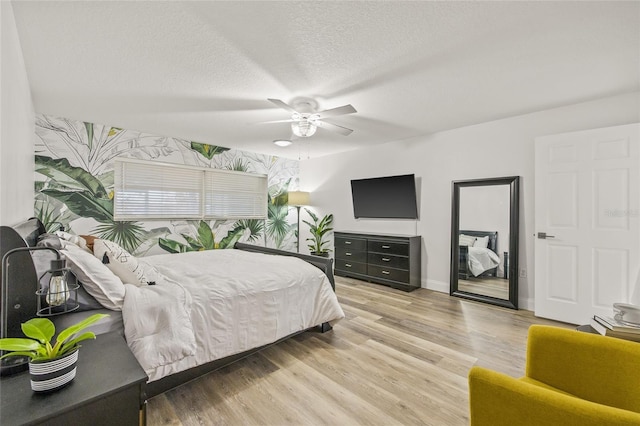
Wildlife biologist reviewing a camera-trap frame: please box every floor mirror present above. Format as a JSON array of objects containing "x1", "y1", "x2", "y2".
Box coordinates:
[{"x1": 450, "y1": 176, "x2": 520, "y2": 309}]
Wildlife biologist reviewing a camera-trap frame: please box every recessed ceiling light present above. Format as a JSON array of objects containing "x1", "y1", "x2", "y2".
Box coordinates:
[{"x1": 273, "y1": 139, "x2": 292, "y2": 147}]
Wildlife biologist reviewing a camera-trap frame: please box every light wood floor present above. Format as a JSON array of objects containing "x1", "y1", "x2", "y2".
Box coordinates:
[
  {"x1": 458, "y1": 276, "x2": 509, "y2": 300},
  {"x1": 147, "y1": 276, "x2": 569, "y2": 426}
]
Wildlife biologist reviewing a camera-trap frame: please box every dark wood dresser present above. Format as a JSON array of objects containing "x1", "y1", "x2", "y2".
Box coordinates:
[{"x1": 334, "y1": 231, "x2": 421, "y2": 291}]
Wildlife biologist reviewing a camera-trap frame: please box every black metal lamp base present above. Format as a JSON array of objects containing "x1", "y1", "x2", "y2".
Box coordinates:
[{"x1": 0, "y1": 355, "x2": 29, "y2": 376}]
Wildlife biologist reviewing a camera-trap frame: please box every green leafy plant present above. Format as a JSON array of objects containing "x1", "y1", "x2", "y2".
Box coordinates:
[
  {"x1": 190, "y1": 142, "x2": 229, "y2": 160},
  {"x1": 159, "y1": 220, "x2": 217, "y2": 253},
  {"x1": 159, "y1": 219, "x2": 265, "y2": 253},
  {"x1": 0, "y1": 313, "x2": 108, "y2": 361},
  {"x1": 35, "y1": 155, "x2": 145, "y2": 253},
  {"x1": 303, "y1": 209, "x2": 334, "y2": 255},
  {"x1": 265, "y1": 182, "x2": 291, "y2": 248}
]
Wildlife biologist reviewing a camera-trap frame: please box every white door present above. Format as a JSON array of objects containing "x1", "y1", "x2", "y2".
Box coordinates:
[{"x1": 535, "y1": 123, "x2": 639, "y2": 325}]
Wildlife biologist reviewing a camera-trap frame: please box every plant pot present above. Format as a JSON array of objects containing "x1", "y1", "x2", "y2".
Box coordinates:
[
  {"x1": 29, "y1": 349, "x2": 79, "y2": 392},
  {"x1": 311, "y1": 252, "x2": 330, "y2": 258}
]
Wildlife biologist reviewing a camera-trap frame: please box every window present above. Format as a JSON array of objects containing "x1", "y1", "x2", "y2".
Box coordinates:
[{"x1": 114, "y1": 158, "x2": 267, "y2": 220}]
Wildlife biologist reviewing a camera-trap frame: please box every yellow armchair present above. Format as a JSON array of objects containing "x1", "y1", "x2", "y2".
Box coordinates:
[{"x1": 468, "y1": 325, "x2": 640, "y2": 426}]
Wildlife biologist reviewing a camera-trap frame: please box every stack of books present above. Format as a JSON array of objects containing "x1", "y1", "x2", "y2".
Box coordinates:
[{"x1": 590, "y1": 315, "x2": 640, "y2": 342}]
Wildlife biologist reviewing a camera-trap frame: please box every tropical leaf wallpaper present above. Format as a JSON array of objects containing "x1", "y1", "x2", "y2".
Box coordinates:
[{"x1": 34, "y1": 114, "x2": 300, "y2": 255}]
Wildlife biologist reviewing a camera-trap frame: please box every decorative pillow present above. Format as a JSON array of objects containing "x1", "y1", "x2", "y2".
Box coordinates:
[
  {"x1": 54, "y1": 231, "x2": 90, "y2": 252},
  {"x1": 37, "y1": 233, "x2": 64, "y2": 249},
  {"x1": 80, "y1": 235, "x2": 99, "y2": 251},
  {"x1": 61, "y1": 243, "x2": 125, "y2": 311},
  {"x1": 473, "y1": 236, "x2": 490, "y2": 249},
  {"x1": 93, "y1": 239, "x2": 153, "y2": 286},
  {"x1": 459, "y1": 234, "x2": 476, "y2": 247}
]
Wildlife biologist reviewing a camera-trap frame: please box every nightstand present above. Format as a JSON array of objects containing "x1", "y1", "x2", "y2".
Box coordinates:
[{"x1": 0, "y1": 331, "x2": 147, "y2": 425}]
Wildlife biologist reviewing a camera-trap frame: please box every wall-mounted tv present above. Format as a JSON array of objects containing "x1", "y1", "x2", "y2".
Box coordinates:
[{"x1": 351, "y1": 174, "x2": 418, "y2": 219}]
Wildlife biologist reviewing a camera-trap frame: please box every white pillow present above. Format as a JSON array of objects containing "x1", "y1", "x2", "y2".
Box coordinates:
[
  {"x1": 93, "y1": 239, "x2": 153, "y2": 286},
  {"x1": 473, "y1": 236, "x2": 490, "y2": 249},
  {"x1": 62, "y1": 243, "x2": 124, "y2": 311},
  {"x1": 54, "y1": 231, "x2": 90, "y2": 252},
  {"x1": 459, "y1": 234, "x2": 476, "y2": 247}
]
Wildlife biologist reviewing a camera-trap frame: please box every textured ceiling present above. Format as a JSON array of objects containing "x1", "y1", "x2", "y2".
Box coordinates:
[{"x1": 10, "y1": 1, "x2": 640, "y2": 159}]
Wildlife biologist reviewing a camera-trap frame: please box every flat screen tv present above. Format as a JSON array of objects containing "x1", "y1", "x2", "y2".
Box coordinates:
[{"x1": 351, "y1": 174, "x2": 418, "y2": 219}]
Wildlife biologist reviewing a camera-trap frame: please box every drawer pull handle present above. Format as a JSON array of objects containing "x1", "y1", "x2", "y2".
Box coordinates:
[
  {"x1": 381, "y1": 245, "x2": 390, "y2": 249},
  {"x1": 345, "y1": 241, "x2": 352, "y2": 245},
  {"x1": 345, "y1": 252, "x2": 352, "y2": 256},
  {"x1": 345, "y1": 263, "x2": 352, "y2": 267},
  {"x1": 382, "y1": 270, "x2": 390, "y2": 275},
  {"x1": 382, "y1": 258, "x2": 390, "y2": 262}
]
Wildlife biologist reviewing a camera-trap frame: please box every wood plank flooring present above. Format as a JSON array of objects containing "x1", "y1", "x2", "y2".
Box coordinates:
[
  {"x1": 147, "y1": 276, "x2": 570, "y2": 426},
  {"x1": 458, "y1": 277, "x2": 509, "y2": 300}
]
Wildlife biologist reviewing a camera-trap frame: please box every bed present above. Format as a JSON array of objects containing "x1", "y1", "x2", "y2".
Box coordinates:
[
  {"x1": 0, "y1": 218, "x2": 344, "y2": 397},
  {"x1": 458, "y1": 230, "x2": 501, "y2": 279}
]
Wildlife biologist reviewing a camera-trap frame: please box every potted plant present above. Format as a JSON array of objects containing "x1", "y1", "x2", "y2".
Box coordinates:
[
  {"x1": 0, "y1": 313, "x2": 108, "y2": 392},
  {"x1": 303, "y1": 209, "x2": 334, "y2": 257}
]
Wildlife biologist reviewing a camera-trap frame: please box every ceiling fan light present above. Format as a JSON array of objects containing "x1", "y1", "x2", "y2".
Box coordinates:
[
  {"x1": 291, "y1": 121, "x2": 317, "y2": 137},
  {"x1": 273, "y1": 139, "x2": 292, "y2": 147}
]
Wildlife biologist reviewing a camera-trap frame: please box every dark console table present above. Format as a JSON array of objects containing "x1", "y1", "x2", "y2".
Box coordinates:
[
  {"x1": 334, "y1": 231, "x2": 421, "y2": 291},
  {"x1": 0, "y1": 331, "x2": 147, "y2": 425}
]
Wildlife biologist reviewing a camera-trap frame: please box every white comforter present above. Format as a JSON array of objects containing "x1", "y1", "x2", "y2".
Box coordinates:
[
  {"x1": 467, "y1": 246, "x2": 501, "y2": 277},
  {"x1": 122, "y1": 249, "x2": 345, "y2": 382}
]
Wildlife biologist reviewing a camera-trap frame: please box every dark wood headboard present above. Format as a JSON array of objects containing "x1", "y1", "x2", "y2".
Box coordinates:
[
  {"x1": 459, "y1": 230, "x2": 498, "y2": 253},
  {"x1": 0, "y1": 218, "x2": 46, "y2": 337}
]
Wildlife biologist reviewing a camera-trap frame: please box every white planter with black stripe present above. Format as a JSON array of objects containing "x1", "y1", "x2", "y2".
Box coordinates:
[{"x1": 29, "y1": 349, "x2": 79, "y2": 392}]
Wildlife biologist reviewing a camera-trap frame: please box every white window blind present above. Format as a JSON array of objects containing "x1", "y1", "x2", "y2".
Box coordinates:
[
  {"x1": 114, "y1": 158, "x2": 267, "y2": 220},
  {"x1": 204, "y1": 170, "x2": 267, "y2": 219}
]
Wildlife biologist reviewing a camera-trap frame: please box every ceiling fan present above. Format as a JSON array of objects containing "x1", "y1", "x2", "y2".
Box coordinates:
[{"x1": 263, "y1": 98, "x2": 357, "y2": 137}]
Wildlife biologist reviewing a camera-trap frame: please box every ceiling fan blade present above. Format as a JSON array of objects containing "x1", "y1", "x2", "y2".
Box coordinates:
[
  {"x1": 316, "y1": 104, "x2": 357, "y2": 119},
  {"x1": 267, "y1": 98, "x2": 298, "y2": 113},
  {"x1": 315, "y1": 120, "x2": 353, "y2": 136},
  {"x1": 258, "y1": 119, "x2": 295, "y2": 124}
]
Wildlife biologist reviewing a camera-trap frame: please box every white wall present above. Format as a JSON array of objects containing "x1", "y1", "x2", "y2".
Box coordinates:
[
  {"x1": 300, "y1": 92, "x2": 640, "y2": 310},
  {"x1": 0, "y1": 2, "x2": 34, "y2": 226}
]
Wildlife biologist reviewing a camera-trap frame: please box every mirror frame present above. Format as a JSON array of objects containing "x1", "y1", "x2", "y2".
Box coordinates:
[{"x1": 450, "y1": 176, "x2": 520, "y2": 309}]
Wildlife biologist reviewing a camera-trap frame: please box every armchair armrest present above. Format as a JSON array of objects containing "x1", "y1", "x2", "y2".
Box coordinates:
[
  {"x1": 526, "y1": 325, "x2": 640, "y2": 412},
  {"x1": 469, "y1": 366, "x2": 640, "y2": 426}
]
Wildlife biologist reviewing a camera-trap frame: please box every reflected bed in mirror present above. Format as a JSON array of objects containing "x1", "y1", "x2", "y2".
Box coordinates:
[
  {"x1": 450, "y1": 177, "x2": 520, "y2": 309},
  {"x1": 458, "y1": 230, "x2": 509, "y2": 299}
]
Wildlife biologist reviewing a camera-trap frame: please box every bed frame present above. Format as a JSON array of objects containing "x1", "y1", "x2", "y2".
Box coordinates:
[
  {"x1": 458, "y1": 230, "x2": 498, "y2": 280},
  {"x1": 0, "y1": 218, "x2": 336, "y2": 397}
]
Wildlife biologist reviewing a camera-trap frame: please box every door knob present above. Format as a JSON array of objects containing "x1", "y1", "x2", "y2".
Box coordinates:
[{"x1": 537, "y1": 232, "x2": 555, "y2": 239}]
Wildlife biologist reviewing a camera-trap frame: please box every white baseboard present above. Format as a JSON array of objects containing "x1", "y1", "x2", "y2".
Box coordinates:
[
  {"x1": 424, "y1": 279, "x2": 449, "y2": 293},
  {"x1": 518, "y1": 297, "x2": 534, "y2": 311}
]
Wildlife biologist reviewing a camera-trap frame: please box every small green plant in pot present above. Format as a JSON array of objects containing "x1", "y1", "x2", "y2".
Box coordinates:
[
  {"x1": 0, "y1": 313, "x2": 108, "y2": 392},
  {"x1": 303, "y1": 209, "x2": 334, "y2": 257}
]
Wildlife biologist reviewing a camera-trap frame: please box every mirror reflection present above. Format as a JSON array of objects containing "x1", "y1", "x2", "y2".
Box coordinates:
[
  {"x1": 457, "y1": 185, "x2": 510, "y2": 300},
  {"x1": 450, "y1": 176, "x2": 519, "y2": 309}
]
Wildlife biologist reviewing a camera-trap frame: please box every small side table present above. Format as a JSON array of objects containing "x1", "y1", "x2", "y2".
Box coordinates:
[{"x1": 0, "y1": 331, "x2": 147, "y2": 425}]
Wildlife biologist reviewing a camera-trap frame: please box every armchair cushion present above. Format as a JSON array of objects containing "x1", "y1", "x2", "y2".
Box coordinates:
[
  {"x1": 468, "y1": 325, "x2": 640, "y2": 426},
  {"x1": 526, "y1": 325, "x2": 640, "y2": 412},
  {"x1": 469, "y1": 367, "x2": 640, "y2": 426}
]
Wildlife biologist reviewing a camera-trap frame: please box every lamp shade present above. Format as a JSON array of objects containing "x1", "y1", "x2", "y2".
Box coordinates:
[{"x1": 288, "y1": 191, "x2": 310, "y2": 206}]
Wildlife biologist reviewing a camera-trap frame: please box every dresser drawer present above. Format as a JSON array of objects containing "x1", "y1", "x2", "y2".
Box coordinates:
[
  {"x1": 335, "y1": 236, "x2": 367, "y2": 251},
  {"x1": 368, "y1": 240, "x2": 409, "y2": 256},
  {"x1": 335, "y1": 247, "x2": 367, "y2": 263},
  {"x1": 367, "y1": 264, "x2": 409, "y2": 283},
  {"x1": 368, "y1": 253, "x2": 409, "y2": 270},
  {"x1": 335, "y1": 259, "x2": 367, "y2": 275}
]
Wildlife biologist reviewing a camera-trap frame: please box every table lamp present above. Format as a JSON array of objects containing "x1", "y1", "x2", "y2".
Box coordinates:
[{"x1": 1, "y1": 247, "x2": 79, "y2": 375}]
